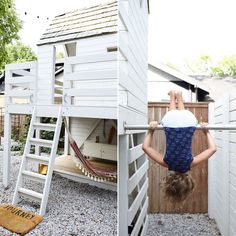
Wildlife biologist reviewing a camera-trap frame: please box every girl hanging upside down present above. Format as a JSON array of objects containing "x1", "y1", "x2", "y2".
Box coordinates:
[{"x1": 142, "y1": 90, "x2": 217, "y2": 202}]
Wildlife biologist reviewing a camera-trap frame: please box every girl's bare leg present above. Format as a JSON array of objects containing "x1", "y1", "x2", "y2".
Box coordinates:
[
  {"x1": 176, "y1": 91, "x2": 185, "y2": 110},
  {"x1": 168, "y1": 90, "x2": 176, "y2": 111}
]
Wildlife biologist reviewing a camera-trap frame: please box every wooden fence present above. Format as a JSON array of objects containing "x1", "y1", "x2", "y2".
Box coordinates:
[
  {"x1": 148, "y1": 102, "x2": 209, "y2": 213},
  {"x1": 0, "y1": 107, "x2": 27, "y2": 141}
]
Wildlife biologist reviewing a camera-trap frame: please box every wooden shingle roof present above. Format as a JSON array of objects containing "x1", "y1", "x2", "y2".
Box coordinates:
[{"x1": 38, "y1": 0, "x2": 117, "y2": 45}]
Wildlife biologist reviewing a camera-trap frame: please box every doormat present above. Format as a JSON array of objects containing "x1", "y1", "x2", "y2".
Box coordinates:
[{"x1": 0, "y1": 204, "x2": 43, "y2": 235}]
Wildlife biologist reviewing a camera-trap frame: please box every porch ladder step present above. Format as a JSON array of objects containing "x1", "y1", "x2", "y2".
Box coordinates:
[
  {"x1": 34, "y1": 123, "x2": 56, "y2": 131},
  {"x1": 18, "y1": 188, "x2": 43, "y2": 202},
  {"x1": 12, "y1": 106, "x2": 63, "y2": 215},
  {"x1": 26, "y1": 154, "x2": 49, "y2": 164},
  {"x1": 22, "y1": 170, "x2": 46, "y2": 182},
  {"x1": 30, "y1": 138, "x2": 53, "y2": 147}
]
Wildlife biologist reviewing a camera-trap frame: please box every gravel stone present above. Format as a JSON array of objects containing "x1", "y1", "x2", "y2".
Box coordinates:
[
  {"x1": 147, "y1": 213, "x2": 221, "y2": 236},
  {"x1": 0, "y1": 154, "x2": 117, "y2": 236}
]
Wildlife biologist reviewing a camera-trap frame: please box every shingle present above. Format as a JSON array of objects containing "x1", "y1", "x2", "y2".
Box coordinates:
[{"x1": 38, "y1": 0, "x2": 118, "y2": 45}]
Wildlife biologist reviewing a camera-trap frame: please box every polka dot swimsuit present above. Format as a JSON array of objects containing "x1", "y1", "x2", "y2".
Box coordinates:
[{"x1": 163, "y1": 126, "x2": 196, "y2": 173}]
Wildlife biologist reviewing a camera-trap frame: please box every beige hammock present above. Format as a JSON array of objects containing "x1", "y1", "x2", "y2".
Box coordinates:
[{"x1": 64, "y1": 119, "x2": 117, "y2": 182}]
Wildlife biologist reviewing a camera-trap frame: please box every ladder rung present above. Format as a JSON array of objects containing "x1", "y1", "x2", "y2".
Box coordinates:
[
  {"x1": 22, "y1": 170, "x2": 46, "y2": 183},
  {"x1": 26, "y1": 154, "x2": 49, "y2": 164},
  {"x1": 30, "y1": 138, "x2": 53, "y2": 147},
  {"x1": 18, "y1": 188, "x2": 43, "y2": 202},
  {"x1": 34, "y1": 123, "x2": 56, "y2": 131}
]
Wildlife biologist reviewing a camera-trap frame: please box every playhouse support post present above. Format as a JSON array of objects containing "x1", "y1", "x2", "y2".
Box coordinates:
[
  {"x1": 3, "y1": 112, "x2": 12, "y2": 187},
  {"x1": 119, "y1": 134, "x2": 129, "y2": 236},
  {"x1": 64, "y1": 117, "x2": 69, "y2": 156}
]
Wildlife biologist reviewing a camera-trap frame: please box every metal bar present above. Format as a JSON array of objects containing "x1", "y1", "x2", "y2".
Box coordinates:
[{"x1": 124, "y1": 124, "x2": 236, "y2": 131}]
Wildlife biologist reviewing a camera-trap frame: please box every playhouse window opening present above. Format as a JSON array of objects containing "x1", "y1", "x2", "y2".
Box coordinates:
[{"x1": 107, "y1": 46, "x2": 117, "y2": 52}]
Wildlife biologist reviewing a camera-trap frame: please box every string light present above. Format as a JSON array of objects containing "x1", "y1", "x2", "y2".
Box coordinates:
[{"x1": 8, "y1": 5, "x2": 51, "y2": 20}]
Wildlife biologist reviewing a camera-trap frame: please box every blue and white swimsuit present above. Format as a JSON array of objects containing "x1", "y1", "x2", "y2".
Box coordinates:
[{"x1": 161, "y1": 110, "x2": 198, "y2": 173}]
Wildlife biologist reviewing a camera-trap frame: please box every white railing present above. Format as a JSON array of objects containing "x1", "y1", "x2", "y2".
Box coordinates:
[
  {"x1": 5, "y1": 61, "x2": 37, "y2": 105},
  {"x1": 63, "y1": 52, "x2": 117, "y2": 107},
  {"x1": 119, "y1": 133, "x2": 149, "y2": 236}
]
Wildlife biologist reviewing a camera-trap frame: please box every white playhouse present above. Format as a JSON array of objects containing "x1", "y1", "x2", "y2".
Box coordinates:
[
  {"x1": 3, "y1": 0, "x2": 150, "y2": 235},
  {"x1": 3, "y1": 0, "x2": 118, "y2": 216}
]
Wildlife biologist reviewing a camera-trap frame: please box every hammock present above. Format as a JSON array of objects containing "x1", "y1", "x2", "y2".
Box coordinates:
[{"x1": 64, "y1": 118, "x2": 117, "y2": 182}]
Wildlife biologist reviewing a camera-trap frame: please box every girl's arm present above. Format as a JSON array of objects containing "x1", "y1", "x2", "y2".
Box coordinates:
[
  {"x1": 191, "y1": 124, "x2": 217, "y2": 168},
  {"x1": 142, "y1": 121, "x2": 167, "y2": 167}
]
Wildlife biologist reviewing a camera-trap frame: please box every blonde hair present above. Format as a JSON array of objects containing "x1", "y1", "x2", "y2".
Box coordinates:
[{"x1": 164, "y1": 172, "x2": 194, "y2": 202}]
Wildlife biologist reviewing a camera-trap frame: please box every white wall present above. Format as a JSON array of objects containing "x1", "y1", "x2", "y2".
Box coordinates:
[
  {"x1": 118, "y1": 0, "x2": 149, "y2": 135},
  {"x1": 63, "y1": 34, "x2": 118, "y2": 119},
  {"x1": 208, "y1": 90, "x2": 236, "y2": 236},
  {"x1": 148, "y1": 69, "x2": 196, "y2": 102}
]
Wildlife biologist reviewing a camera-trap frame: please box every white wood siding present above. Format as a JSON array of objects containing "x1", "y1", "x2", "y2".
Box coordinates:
[
  {"x1": 37, "y1": 45, "x2": 55, "y2": 105},
  {"x1": 208, "y1": 90, "x2": 236, "y2": 236},
  {"x1": 76, "y1": 34, "x2": 117, "y2": 56},
  {"x1": 118, "y1": 0, "x2": 148, "y2": 134},
  {"x1": 63, "y1": 51, "x2": 118, "y2": 119}
]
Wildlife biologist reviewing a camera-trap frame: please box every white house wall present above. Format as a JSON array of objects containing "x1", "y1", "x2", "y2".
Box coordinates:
[
  {"x1": 208, "y1": 91, "x2": 236, "y2": 236},
  {"x1": 148, "y1": 70, "x2": 196, "y2": 102},
  {"x1": 118, "y1": 0, "x2": 148, "y2": 135},
  {"x1": 76, "y1": 34, "x2": 117, "y2": 56}
]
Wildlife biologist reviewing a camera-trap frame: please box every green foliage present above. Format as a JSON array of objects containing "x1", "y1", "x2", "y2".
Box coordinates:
[
  {"x1": 18, "y1": 116, "x2": 65, "y2": 154},
  {"x1": 56, "y1": 52, "x2": 65, "y2": 59},
  {"x1": 0, "y1": 0, "x2": 22, "y2": 72},
  {"x1": 211, "y1": 55, "x2": 236, "y2": 77},
  {"x1": 185, "y1": 54, "x2": 212, "y2": 75},
  {"x1": 1, "y1": 41, "x2": 37, "y2": 74},
  {"x1": 5, "y1": 41, "x2": 37, "y2": 64}
]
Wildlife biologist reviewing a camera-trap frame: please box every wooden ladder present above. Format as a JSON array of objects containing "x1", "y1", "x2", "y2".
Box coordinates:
[{"x1": 12, "y1": 106, "x2": 62, "y2": 215}]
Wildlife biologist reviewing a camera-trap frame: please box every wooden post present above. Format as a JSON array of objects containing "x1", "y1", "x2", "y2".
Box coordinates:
[
  {"x1": 64, "y1": 117, "x2": 69, "y2": 156},
  {"x1": 119, "y1": 134, "x2": 129, "y2": 236}
]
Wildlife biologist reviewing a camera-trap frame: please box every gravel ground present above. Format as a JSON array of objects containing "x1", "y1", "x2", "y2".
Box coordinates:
[
  {"x1": 147, "y1": 213, "x2": 221, "y2": 236},
  {"x1": 0, "y1": 154, "x2": 117, "y2": 236}
]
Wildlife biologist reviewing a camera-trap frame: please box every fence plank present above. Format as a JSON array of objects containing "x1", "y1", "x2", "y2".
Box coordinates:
[{"x1": 147, "y1": 102, "x2": 209, "y2": 213}]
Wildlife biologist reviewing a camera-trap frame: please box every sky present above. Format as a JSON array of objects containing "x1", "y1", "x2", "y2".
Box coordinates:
[{"x1": 14, "y1": 0, "x2": 236, "y2": 66}]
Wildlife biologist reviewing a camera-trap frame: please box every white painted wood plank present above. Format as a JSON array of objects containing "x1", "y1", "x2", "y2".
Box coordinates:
[
  {"x1": 127, "y1": 92, "x2": 147, "y2": 114},
  {"x1": 76, "y1": 34, "x2": 117, "y2": 47},
  {"x1": 230, "y1": 98, "x2": 236, "y2": 111},
  {"x1": 62, "y1": 106, "x2": 117, "y2": 119},
  {"x1": 131, "y1": 197, "x2": 148, "y2": 236},
  {"x1": 64, "y1": 88, "x2": 117, "y2": 97},
  {"x1": 230, "y1": 91, "x2": 236, "y2": 101},
  {"x1": 119, "y1": 65, "x2": 146, "y2": 104},
  {"x1": 7, "y1": 90, "x2": 33, "y2": 98},
  {"x1": 128, "y1": 159, "x2": 148, "y2": 194},
  {"x1": 119, "y1": 135, "x2": 129, "y2": 236},
  {"x1": 129, "y1": 144, "x2": 144, "y2": 164},
  {"x1": 6, "y1": 76, "x2": 35, "y2": 84},
  {"x1": 230, "y1": 110, "x2": 236, "y2": 121},
  {"x1": 6, "y1": 61, "x2": 37, "y2": 70},
  {"x1": 119, "y1": 105, "x2": 147, "y2": 135},
  {"x1": 65, "y1": 52, "x2": 117, "y2": 65},
  {"x1": 65, "y1": 69, "x2": 117, "y2": 81},
  {"x1": 119, "y1": 33, "x2": 146, "y2": 87},
  {"x1": 140, "y1": 214, "x2": 149, "y2": 236},
  {"x1": 119, "y1": 2, "x2": 147, "y2": 59},
  {"x1": 11, "y1": 69, "x2": 32, "y2": 76},
  {"x1": 128, "y1": 178, "x2": 148, "y2": 225}
]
